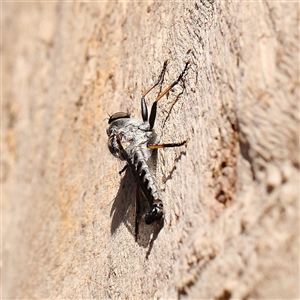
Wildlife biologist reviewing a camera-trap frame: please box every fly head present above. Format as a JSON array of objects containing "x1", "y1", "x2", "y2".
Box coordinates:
[{"x1": 106, "y1": 112, "x2": 131, "y2": 160}]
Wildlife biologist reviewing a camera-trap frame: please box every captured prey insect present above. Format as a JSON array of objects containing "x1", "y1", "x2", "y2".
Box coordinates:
[{"x1": 106, "y1": 60, "x2": 190, "y2": 239}]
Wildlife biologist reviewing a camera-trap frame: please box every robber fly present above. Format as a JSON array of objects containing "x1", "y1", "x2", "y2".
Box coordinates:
[{"x1": 106, "y1": 60, "x2": 190, "y2": 239}]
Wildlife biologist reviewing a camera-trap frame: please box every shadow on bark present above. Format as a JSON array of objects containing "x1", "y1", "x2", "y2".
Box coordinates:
[{"x1": 110, "y1": 169, "x2": 163, "y2": 253}]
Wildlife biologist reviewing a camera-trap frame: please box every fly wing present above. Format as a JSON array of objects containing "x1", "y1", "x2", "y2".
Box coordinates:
[{"x1": 115, "y1": 135, "x2": 147, "y2": 194}]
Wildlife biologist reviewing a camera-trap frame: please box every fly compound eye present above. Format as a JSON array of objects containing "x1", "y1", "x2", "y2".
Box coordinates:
[{"x1": 108, "y1": 112, "x2": 130, "y2": 124}]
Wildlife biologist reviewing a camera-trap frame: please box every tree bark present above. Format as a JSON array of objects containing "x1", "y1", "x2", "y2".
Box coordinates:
[{"x1": 2, "y1": 1, "x2": 299, "y2": 299}]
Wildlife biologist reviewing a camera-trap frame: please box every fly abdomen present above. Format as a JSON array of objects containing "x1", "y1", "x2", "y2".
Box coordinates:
[
  {"x1": 131, "y1": 148, "x2": 164, "y2": 223},
  {"x1": 133, "y1": 149, "x2": 159, "y2": 202}
]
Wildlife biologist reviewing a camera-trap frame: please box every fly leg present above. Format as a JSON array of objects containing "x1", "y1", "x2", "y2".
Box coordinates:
[
  {"x1": 141, "y1": 60, "x2": 169, "y2": 122},
  {"x1": 135, "y1": 184, "x2": 140, "y2": 241},
  {"x1": 147, "y1": 139, "x2": 189, "y2": 149},
  {"x1": 119, "y1": 164, "x2": 128, "y2": 175},
  {"x1": 149, "y1": 61, "x2": 190, "y2": 129}
]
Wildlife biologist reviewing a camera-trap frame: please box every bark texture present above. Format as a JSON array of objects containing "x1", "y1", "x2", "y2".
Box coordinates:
[{"x1": 2, "y1": 1, "x2": 299, "y2": 299}]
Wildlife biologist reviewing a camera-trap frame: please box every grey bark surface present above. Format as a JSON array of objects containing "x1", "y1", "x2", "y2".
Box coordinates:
[{"x1": 2, "y1": 1, "x2": 299, "y2": 299}]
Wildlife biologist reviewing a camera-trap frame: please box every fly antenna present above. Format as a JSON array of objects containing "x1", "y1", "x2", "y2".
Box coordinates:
[{"x1": 105, "y1": 109, "x2": 112, "y2": 118}]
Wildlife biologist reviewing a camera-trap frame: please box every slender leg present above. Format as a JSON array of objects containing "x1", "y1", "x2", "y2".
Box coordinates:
[
  {"x1": 141, "y1": 60, "x2": 169, "y2": 122},
  {"x1": 135, "y1": 184, "x2": 140, "y2": 241},
  {"x1": 119, "y1": 164, "x2": 128, "y2": 175},
  {"x1": 147, "y1": 140, "x2": 188, "y2": 149},
  {"x1": 149, "y1": 61, "x2": 190, "y2": 129}
]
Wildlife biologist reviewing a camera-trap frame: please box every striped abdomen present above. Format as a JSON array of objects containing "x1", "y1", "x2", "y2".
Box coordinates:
[{"x1": 130, "y1": 147, "x2": 164, "y2": 224}]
